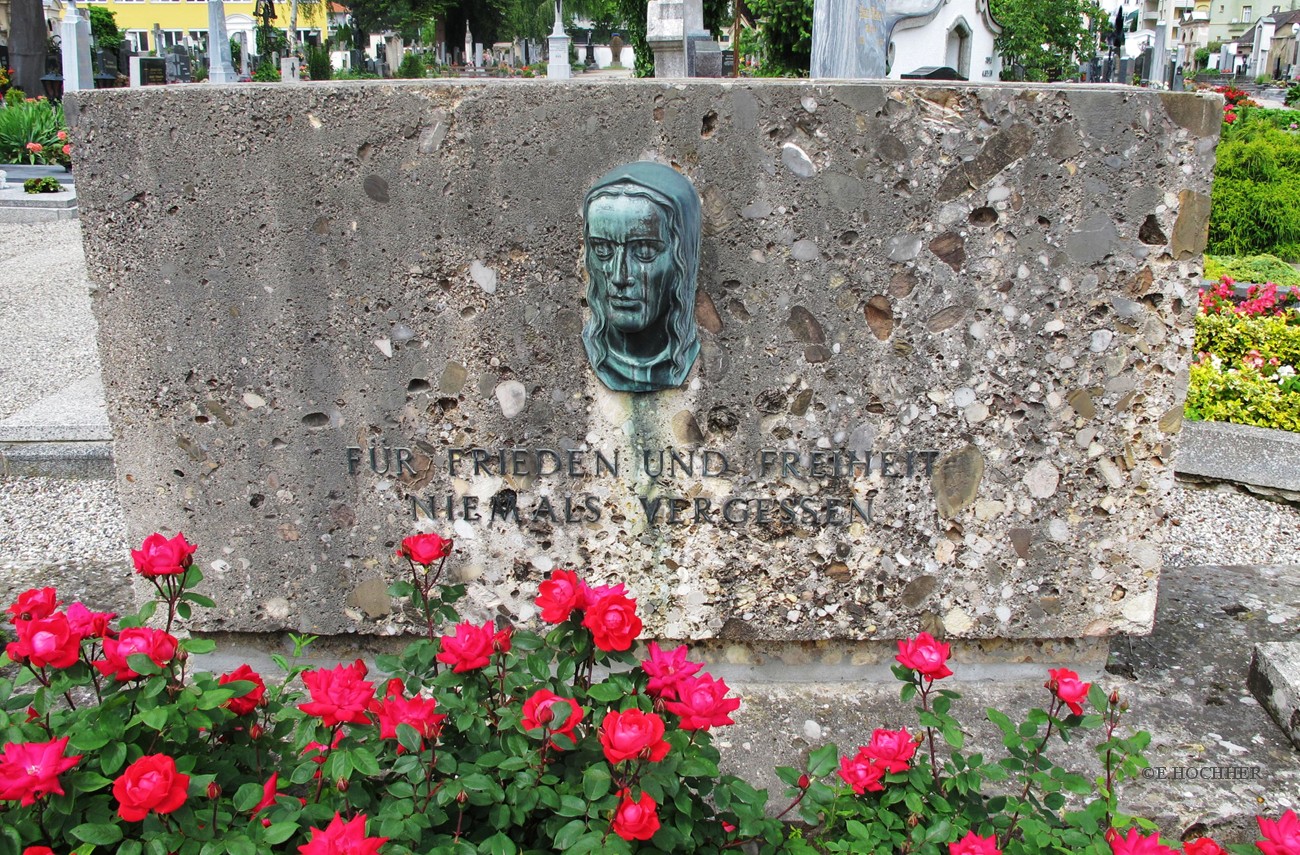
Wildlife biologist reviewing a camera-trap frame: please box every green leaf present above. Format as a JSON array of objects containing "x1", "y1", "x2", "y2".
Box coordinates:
[
  {"x1": 126, "y1": 653, "x2": 162, "y2": 677},
  {"x1": 226, "y1": 837, "x2": 256, "y2": 855},
  {"x1": 807, "y1": 743, "x2": 839, "y2": 778},
  {"x1": 264, "y1": 823, "x2": 298, "y2": 845},
  {"x1": 557, "y1": 794, "x2": 589, "y2": 817},
  {"x1": 552, "y1": 819, "x2": 588, "y2": 849},
  {"x1": 182, "y1": 637, "x2": 217, "y2": 655},
  {"x1": 585, "y1": 682, "x2": 624, "y2": 703},
  {"x1": 396, "y1": 722, "x2": 424, "y2": 754},
  {"x1": 70, "y1": 823, "x2": 124, "y2": 846},
  {"x1": 479, "y1": 832, "x2": 518, "y2": 855},
  {"x1": 138, "y1": 706, "x2": 168, "y2": 731},
  {"x1": 583, "y1": 765, "x2": 611, "y2": 801},
  {"x1": 100, "y1": 740, "x2": 127, "y2": 775},
  {"x1": 352, "y1": 747, "x2": 381, "y2": 777}
]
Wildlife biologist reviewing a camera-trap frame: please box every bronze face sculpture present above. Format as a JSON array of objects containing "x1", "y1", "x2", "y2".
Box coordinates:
[{"x1": 582, "y1": 162, "x2": 701, "y2": 393}]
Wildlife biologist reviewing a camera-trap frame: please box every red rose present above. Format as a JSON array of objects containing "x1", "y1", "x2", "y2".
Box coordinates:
[
  {"x1": 396, "y1": 532, "x2": 453, "y2": 565},
  {"x1": 113, "y1": 754, "x2": 189, "y2": 821},
  {"x1": 949, "y1": 831, "x2": 1002, "y2": 855},
  {"x1": 23, "y1": 847, "x2": 57, "y2": 855},
  {"x1": 520, "y1": 689, "x2": 583, "y2": 748},
  {"x1": 130, "y1": 532, "x2": 197, "y2": 578},
  {"x1": 251, "y1": 772, "x2": 279, "y2": 817},
  {"x1": 95, "y1": 627, "x2": 178, "y2": 681},
  {"x1": 862, "y1": 727, "x2": 919, "y2": 774},
  {"x1": 299, "y1": 812, "x2": 387, "y2": 855},
  {"x1": 1183, "y1": 839, "x2": 1228, "y2": 855},
  {"x1": 1105, "y1": 827, "x2": 1180, "y2": 855},
  {"x1": 371, "y1": 679, "x2": 446, "y2": 751},
  {"x1": 493, "y1": 625, "x2": 513, "y2": 654},
  {"x1": 298, "y1": 660, "x2": 375, "y2": 727},
  {"x1": 895, "y1": 632, "x2": 953, "y2": 681},
  {"x1": 65, "y1": 602, "x2": 116, "y2": 639},
  {"x1": 1046, "y1": 668, "x2": 1091, "y2": 716},
  {"x1": 663, "y1": 673, "x2": 740, "y2": 731},
  {"x1": 611, "y1": 790, "x2": 660, "y2": 841},
  {"x1": 536, "y1": 569, "x2": 584, "y2": 623},
  {"x1": 437, "y1": 620, "x2": 496, "y2": 672},
  {"x1": 6, "y1": 587, "x2": 58, "y2": 623},
  {"x1": 7, "y1": 613, "x2": 80, "y2": 669},
  {"x1": 0, "y1": 737, "x2": 81, "y2": 806},
  {"x1": 838, "y1": 750, "x2": 885, "y2": 794},
  {"x1": 641, "y1": 642, "x2": 702, "y2": 700},
  {"x1": 582, "y1": 591, "x2": 642, "y2": 651},
  {"x1": 219, "y1": 664, "x2": 267, "y2": 716},
  {"x1": 599, "y1": 709, "x2": 670, "y2": 764},
  {"x1": 1258, "y1": 809, "x2": 1300, "y2": 855}
]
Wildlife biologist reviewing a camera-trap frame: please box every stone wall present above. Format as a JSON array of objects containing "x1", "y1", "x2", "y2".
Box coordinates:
[{"x1": 69, "y1": 80, "x2": 1218, "y2": 643}]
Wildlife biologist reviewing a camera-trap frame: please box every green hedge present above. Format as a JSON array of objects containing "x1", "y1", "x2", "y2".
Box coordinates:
[
  {"x1": 1185, "y1": 360, "x2": 1300, "y2": 431},
  {"x1": 1194, "y1": 311, "x2": 1300, "y2": 365},
  {"x1": 1204, "y1": 253, "x2": 1300, "y2": 288},
  {"x1": 1207, "y1": 108, "x2": 1300, "y2": 260}
]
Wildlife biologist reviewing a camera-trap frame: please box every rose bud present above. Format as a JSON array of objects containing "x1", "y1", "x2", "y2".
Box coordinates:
[
  {"x1": 335, "y1": 777, "x2": 349, "y2": 793},
  {"x1": 797, "y1": 774, "x2": 811, "y2": 789},
  {"x1": 249, "y1": 724, "x2": 264, "y2": 740},
  {"x1": 456, "y1": 791, "x2": 469, "y2": 804},
  {"x1": 207, "y1": 782, "x2": 221, "y2": 800},
  {"x1": 1109, "y1": 689, "x2": 1121, "y2": 706}
]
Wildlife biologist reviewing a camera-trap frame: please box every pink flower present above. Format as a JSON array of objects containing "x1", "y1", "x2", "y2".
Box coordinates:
[
  {"x1": 1105, "y1": 827, "x2": 1180, "y2": 855},
  {"x1": 130, "y1": 532, "x2": 197, "y2": 578},
  {"x1": 6, "y1": 587, "x2": 58, "y2": 623},
  {"x1": 862, "y1": 727, "x2": 919, "y2": 774},
  {"x1": 25, "y1": 142, "x2": 41, "y2": 153},
  {"x1": 536, "y1": 569, "x2": 584, "y2": 623},
  {"x1": 599, "y1": 709, "x2": 671, "y2": 764},
  {"x1": 950, "y1": 831, "x2": 1002, "y2": 855},
  {"x1": 396, "y1": 532, "x2": 452, "y2": 565},
  {"x1": 298, "y1": 660, "x2": 375, "y2": 726},
  {"x1": 436, "y1": 620, "x2": 495, "y2": 672},
  {"x1": 837, "y1": 750, "x2": 885, "y2": 794},
  {"x1": 218, "y1": 664, "x2": 267, "y2": 716},
  {"x1": 251, "y1": 772, "x2": 279, "y2": 817},
  {"x1": 896, "y1": 632, "x2": 953, "y2": 680},
  {"x1": 1047, "y1": 668, "x2": 1091, "y2": 715},
  {"x1": 0, "y1": 737, "x2": 81, "y2": 805},
  {"x1": 1183, "y1": 838, "x2": 1228, "y2": 855},
  {"x1": 520, "y1": 689, "x2": 583, "y2": 749},
  {"x1": 113, "y1": 754, "x2": 189, "y2": 822},
  {"x1": 6, "y1": 612, "x2": 80, "y2": 669},
  {"x1": 371, "y1": 679, "x2": 445, "y2": 751},
  {"x1": 582, "y1": 591, "x2": 642, "y2": 651},
  {"x1": 611, "y1": 790, "x2": 660, "y2": 841},
  {"x1": 65, "y1": 602, "x2": 115, "y2": 639},
  {"x1": 641, "y1": 642, "x2": 702, "y2": 700},
  {"x1": 1258, "y1": 809, "x2": 1300, "y2": 855},
  {"x1": 663, "y1": 673, "x2": 741, "y2": 731},
  {"x1": 95, "y1": 627, "x2": 178, "y2": 681},
  {"x1": 298, "y1": 813, "x2": 387, "y2": 855}
]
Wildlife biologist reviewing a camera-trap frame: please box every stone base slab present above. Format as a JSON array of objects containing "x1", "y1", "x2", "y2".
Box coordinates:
[{"x1": 1249, "y1": 641, "x2": 1300, "y2": 751}]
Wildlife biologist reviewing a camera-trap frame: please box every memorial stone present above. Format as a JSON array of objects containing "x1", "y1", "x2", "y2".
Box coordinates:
[
  {"x1": 165, "y1": 46, "x2": 193, "y2": 83},
  {"x1": 60, "y1": 1, "x2": 94, "y2": 92},
  {"x1": 70, "y1": 81, "x2": 1217, "y2": 652},
  {"x1": 129, "y1": 56, "x2": 167, "y2": 86}
]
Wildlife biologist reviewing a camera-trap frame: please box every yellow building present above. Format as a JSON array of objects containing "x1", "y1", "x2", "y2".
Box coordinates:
[{"x1": 85, "y1": 0, "x2": 329, "y2": 55}]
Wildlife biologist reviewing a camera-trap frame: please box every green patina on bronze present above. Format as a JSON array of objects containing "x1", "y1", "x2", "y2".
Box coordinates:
[{"x1": 582, "y1": 161, "x2": 701, "y2": 393}]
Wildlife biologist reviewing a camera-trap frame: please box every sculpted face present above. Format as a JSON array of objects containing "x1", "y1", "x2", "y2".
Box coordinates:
[{"x1": 585, "y1": 194, "x2": 675, "y2": 335}]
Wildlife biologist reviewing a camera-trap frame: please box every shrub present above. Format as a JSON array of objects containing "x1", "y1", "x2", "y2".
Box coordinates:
[
  {"x1": 1288, "y1": 81, "x2": 1300, "y2": 107},
  {"x1": 305, "y1": 43, "x2": 332, "y2": 81},
  {"x1": 1204, "y1": 253, "x2": 1300, "y2": 288},
  {"x1": 0, "y1": 98, "x2": 66, "y2": 163},
  {"x1": 22, "y1": 176, "x2": 62, "y2": 193},
  {"x1": 1185, "y1": 355, "x2": 1300, "y2": 430},
  {"x1": 251, "y1": 61, "x2": 280, "y2": 82},
  {"x1": 1207, "y1": 117, "x2": 1300, "y2": 260},
  {"x1": 395, "y1": 53, "x2": 425, "y2": 79}
]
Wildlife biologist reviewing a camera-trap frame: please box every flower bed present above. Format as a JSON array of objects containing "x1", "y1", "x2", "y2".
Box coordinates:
[{"x1": 1, "y1": 532, "x2": 1297, "y2": 854}]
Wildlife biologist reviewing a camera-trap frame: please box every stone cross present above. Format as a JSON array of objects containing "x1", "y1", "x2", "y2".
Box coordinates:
[
  {"x1": 810, "y1": 0, "x2": 944, "y2": 78},
  {"x1": 206, "y1": 0, "x2": 238, "y2": 83},
  {"x1": 61, "y1": 1, "x2": 94, "y2": 92}
]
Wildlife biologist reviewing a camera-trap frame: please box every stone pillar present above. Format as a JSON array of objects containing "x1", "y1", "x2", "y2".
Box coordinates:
[
  {"x1": 547, "y1": 0, "x2": 570, "y2": 79},
  {"x1": 464, "y1": 23, "x2": 472, "y2": 68},
  {"x1": 1151, "y1": 22, "x2": 1168, "y2": 86},
  {"x1": 206, "y1": 1, "x2": 238, "y2": 83},
  {"x1": 646, "y1": 0, "x2": 686, "y2": 77},
  {"x1": 61, "y1": 1, "x2": 94, "y2": 93},
  {"x1": 234, "y1": 31, "x2": 251, "y2": 78},
  {"x1": 811, "y1": 0, "x2": 943, "y2": 79}
]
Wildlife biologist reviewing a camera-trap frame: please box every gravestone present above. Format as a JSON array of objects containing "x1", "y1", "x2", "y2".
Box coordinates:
[
  {"x1": 811, "y1": 0, "x2": 944, "y2": 79},
  {"x1": 128, "y1": 56, "x2": 167, "y2": 86},
  {"x1": 60, "y1": 0, "x2": 94, "y2": 92},
  {"x1": 206, "y1": 0, "x2": 238, "y2": 84},
  {"x1": 280, "y1": 56, "x2": 301, "y2": 82},
  {"x1": 165, "y1": 46, "x2": 193, "y2": 83},
  {"x1": 70, "y1": 81, "x2": 1217, "y2": 652}
]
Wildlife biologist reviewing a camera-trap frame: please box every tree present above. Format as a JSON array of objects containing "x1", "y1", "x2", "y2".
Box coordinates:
[
  {"x1": 744, "y1": 0, "x2": 811, "y2": 77},
  {"x1": 990, "y1": 0, "x2": 1104, "y2": 82},
  {"x1": 88, "y1": 6, "x2": 125, "y2": 52}
]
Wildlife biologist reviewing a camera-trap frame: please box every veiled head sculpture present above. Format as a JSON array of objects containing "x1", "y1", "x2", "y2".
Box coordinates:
[{"x1": 582, "y1": 162, "x2": 701, "y2": 393}]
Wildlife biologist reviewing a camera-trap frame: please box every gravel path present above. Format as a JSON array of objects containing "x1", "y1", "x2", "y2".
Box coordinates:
[{"x1": 0, "y1": 220, "x2": 98, "y2": 421}]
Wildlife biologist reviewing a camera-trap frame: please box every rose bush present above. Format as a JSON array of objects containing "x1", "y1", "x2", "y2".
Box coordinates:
[{"x1": 1, "y1": 531, "x2": 1295, "y2": 854}]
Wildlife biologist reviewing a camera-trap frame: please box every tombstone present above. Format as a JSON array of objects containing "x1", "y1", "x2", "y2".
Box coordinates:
[
  {"x1": 206, "y1": 0, "x2": 239, "y2": 84},
  {"x1": 350, "y1": 49, "x2": 364, "y2": 72},
  {"x1": 165, "y1": 45, "x2": 193, "y2": 83},
  {"x1": 280, "y1": 55, "x2": 300, "y2": 81},
  {"x1": 464, "y1": 23, "x2": 473, "y2": 68},
  {"x1": 546, "y1": 0, "x2": 570, "y2": 79},
  {"x1": 384, "y1": 36, "x2": 403, "y2": 75},
  {"x1": 152, "y1": 24, "x2": 165, "y2": 56},
  {"x1": 60, "y1": 1, "x2": 94, "y2": 93},
  {"x1": 129, "y1": 56, "x2": 167, "y2": 87},
  {"x1": 646, "y1": 0, "x2": 687, "y2": 77},
  {"x1": 99, "y1": 49, "x2": 120, "y2": 78},
  {"x1": 811, "y1": 0, "x2": 945, "y2": 78},
  {"x1": 235, "y1": 32, "x2": 252, "y2": 78}
]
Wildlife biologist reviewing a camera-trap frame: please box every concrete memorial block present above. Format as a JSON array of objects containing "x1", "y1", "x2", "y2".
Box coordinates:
[
  {"x1": 70, "y1": 81, "x2": 1216, "y2": 645},
  {"x1": 129, "y1": 56, "x2": 167, "y2": 87},
  {"x1": 60, "y1": 1, "x2": 95, "y2": 93}
]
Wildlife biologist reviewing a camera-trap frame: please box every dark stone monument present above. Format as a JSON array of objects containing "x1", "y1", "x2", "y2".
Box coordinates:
[
  {"x1": 138, "y1": 57, "x2": 167, "y2": 86},
  {"x1": 165, "y1": 46, "x2": 193, "y2": 83}
]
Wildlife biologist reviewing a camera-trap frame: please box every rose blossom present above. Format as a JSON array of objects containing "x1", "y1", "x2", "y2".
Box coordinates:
[
  {"x1": 582, "y1": 591, "x2": 642, "y2": 651},
  {"x1": 521, "y1": 689, "x2": 583, "y2": 749},
  {"x1": 299, "y1": 660, "x2": 375, "y2": 727},
  {"x1": 130, "y1": 532, "x2": 197, "y2": 578},
  {"x1": 6, "y1": 587, "x2": 58, "y2": 623},
  {"x1": 95, "y1": 627, "x2": 178, "y2": 681},
  {"x1": 6, "y1": 613, "x2": 80, "y2": 669},
  {"x1": 436, "y1": 620, "x2": 496, "y2": 672},
  {"x1": 371, "y1": 678, "x2": 446, "y2": 751},
  {"x1": 641, "y1": 642, "x2": 702, "y2": 700},
  {"x1": 837, "y1": 750, "x2": 885, "y2": 794},
  {"x1": 663, "y1": 673, "x2": 741, "y2": 731},
  {"x1": 1183, "y1": 839, "x2": 1228, "y2": 855},
  {"x1": 299, "y1": 812, "x2": 387, "y2": 855},
  {"x1": 396, "y1": 532, "x2": 452, "y2": 565},
  {"x1": 950, "y1": 831, "x2": 1002, "y2": 855},
  {"x1": 219, "y1": 664, "x2": 267, "y2": 716},
  {"x1": 23, "y1": 847, "x2": 57, "y2": 855},
  {"x1": 113, "y1": 754, "x2": 189, "y2": 821},
  {"x1": 895, "y1": 632, "x2": 953, "y2": 681},
  {"x1": 65, "y1": 602, "x2": 115, "y2": 639},
  {"x1": 1105, "y1": 827, "x2": 1180, "y2": 855},
  {"x1": 1258, "y1": 809, "x2": 1300, "y2": 855},
  {"x1": 251, "y1": 772, "x2": 279, "y2": 820},
  {"x1": 536, "y1": 569, "x2": 584, "y2": 623},
  {"x1": 611, "y1": 790, "x2": 660, "y2": 842},
  {"x1": 862, "y1": 727, "x2": 919, "y2": 774},
  {"x1": 0, "y1": 737, "x2": 81, "y2": 805},
  {"x1": 1047, "y1": 668, "x2": 1091, "y2": 716},
  {"x1": 599, "y1": 709, "x2": 671, "y2": 764}
]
